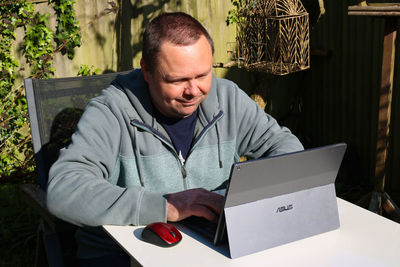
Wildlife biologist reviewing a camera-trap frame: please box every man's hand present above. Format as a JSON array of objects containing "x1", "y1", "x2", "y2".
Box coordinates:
[{"x1": 166, "y1": 188, "x2": 224, "y2": 223}]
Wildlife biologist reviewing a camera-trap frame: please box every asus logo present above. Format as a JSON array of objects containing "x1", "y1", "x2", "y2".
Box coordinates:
[{"x1": 276, "y1": 204, "x2": 293, "y2": 213}]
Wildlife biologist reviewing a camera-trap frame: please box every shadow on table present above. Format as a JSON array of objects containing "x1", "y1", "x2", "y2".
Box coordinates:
[
  {"x1": 133, "y1": 227, "x2": 144, "y2": 240},
  {"x1": 174, "y1": 224, "x2": 230, "y2": 258},
  {"x1": 132, "y1": 225, "x2": 231, "y2": 258}
]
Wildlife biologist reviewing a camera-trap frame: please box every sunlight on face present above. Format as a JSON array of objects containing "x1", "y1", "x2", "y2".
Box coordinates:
[{"x1": 141, "y1": 35, "x2": 213, "y2": 118}]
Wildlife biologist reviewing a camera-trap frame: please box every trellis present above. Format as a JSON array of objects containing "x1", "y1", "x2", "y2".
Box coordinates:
[{"x1": 232, "y1": 0, "x2": 310, "y2": 75}]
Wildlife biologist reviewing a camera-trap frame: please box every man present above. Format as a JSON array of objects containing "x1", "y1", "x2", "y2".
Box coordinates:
[{"x1": 47, "y1": 12, "x2": 303, "y2": 266}]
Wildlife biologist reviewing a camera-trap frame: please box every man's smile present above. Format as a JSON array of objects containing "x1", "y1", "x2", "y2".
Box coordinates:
[{"x1": 177, "y1": 96, "x2": 203, "y2": 106}]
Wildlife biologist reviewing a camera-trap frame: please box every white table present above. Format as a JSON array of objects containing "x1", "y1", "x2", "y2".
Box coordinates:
[{"x1": 103, "y1": 198, "x2": 400, "y2": 267}]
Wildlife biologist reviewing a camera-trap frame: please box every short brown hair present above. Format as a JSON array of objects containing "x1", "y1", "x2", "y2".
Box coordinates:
[{"x1": 142, "y1": 12, "x2": 214, "y2": 73}]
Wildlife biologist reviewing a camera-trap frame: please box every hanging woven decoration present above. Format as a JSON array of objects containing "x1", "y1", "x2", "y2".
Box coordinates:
[{"x1": 233, "y1": 0, "x2": 310, "y2": 75}]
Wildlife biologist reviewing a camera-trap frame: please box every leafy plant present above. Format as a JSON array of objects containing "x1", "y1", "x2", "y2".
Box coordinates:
[
  {"x1": 0, "y1": 3, "x2": 56, "y2": 177},
  {"x1": 23, "y1": 12, "x2": 55, "y2": 78},
  {"x1": 77, "y1": 64, "x2": 100, "y2": 76},
  {"x1": 0, "y1": 0, "x2": 37, "y2": 177},
  {"x1": 0, "y1": 1, "x2": 119, "y2": 179},
  {"x1": 50, "y1": 0, "x2": 82, "y2": 59},
  {"x1": 226, "y1": 0, "x2": 260, "y2": 26},
  {"x1": 226, "y1": 0, "x2": 246, "y2": 25},
  {"x1": 0, "y1": 0, "x2": 33, "y2": 98},
  {"x1": 0, "y1": 0, "x2": 70, "y2": 178}
]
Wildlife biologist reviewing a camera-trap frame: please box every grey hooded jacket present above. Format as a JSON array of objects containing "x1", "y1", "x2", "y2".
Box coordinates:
[{"x1": 46, "y1": 69, "x2": 303, "y2": 258}]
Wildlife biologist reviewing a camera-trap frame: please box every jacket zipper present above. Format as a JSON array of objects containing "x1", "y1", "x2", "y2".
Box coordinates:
[
  {"x1": 190, "y1": 110, "x2": 224, "y2": 153},
  {"x1": 130, "y1": 111, "x2": 223, "y2": 188},
  {"x1": 130, "y1": 120, "x2": 188, "y2": 186}
]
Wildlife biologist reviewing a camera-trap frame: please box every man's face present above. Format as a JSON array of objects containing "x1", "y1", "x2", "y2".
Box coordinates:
[{"x1": 141, "y1": 35, "x2": 213, "y2": 118}]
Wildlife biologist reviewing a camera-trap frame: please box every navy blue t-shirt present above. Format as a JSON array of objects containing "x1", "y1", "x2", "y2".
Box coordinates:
[{"x1": 155, "y1": 109, "x2": 198, "y2": 163}]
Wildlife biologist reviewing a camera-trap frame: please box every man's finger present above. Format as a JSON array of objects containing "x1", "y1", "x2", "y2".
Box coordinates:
[
  {"x1": 194, "y1": 191, "x2": 224, "y2": 215},
  {"x1": 191, "y1": 204, "x2": 219, "y2": 223},
  {"x1": 166, "y1": 188, "x2": 225, "y2": 222}
]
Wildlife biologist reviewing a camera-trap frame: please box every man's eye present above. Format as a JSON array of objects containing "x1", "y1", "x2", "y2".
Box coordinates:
[
  {"x1": 167, "y1": 78, "x2": 187, "y2": 84},
  {"x1": 170, "y1": 80, "x2": 183, "y2": 84},
  {"x1": 196, "y1": 73, "x2": 209, "y2": 80}
]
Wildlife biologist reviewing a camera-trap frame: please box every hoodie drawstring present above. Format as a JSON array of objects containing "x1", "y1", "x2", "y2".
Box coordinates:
[
  {"x1": 215, "y1": 122, "x2": 223, "y2": 168},
  {"x1": 133, "y1": 127, "x2": 145, "y2": 186}
]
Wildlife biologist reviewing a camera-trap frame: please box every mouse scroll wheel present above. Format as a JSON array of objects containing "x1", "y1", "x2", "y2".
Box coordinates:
[{"x1": 169, "y1": 231, "x2": 176, "y2": 238}]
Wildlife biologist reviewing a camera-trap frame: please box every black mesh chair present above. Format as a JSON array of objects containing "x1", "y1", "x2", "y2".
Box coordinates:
[{"x1": 20, "y1": 70, "x2": 131, "y2": 267}]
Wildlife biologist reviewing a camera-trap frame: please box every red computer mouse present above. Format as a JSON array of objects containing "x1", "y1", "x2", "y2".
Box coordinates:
[{"x1": 141, "y1": 222, "x2": 182, "y2": 247}]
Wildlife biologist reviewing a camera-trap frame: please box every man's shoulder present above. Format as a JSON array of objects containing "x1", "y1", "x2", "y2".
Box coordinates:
[
  {"x1": 212, "y1": 76, "x2": 250, "y2": 102},
  {"x1": 214, "y1": 76, "x2": 237, "y2": 89},
  {"x1": 90, "y1": 83, "x2": 126, "y2": 106},
  {"x1": 91, "y1": 69, "x2": 144, "y2": 105},
  {"x1": 111, "y1": 69, "x2": 144, "y2": 90}
]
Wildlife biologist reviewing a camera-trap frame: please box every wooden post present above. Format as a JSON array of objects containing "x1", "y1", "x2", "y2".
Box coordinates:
[
  {"x1": 374, "y1": 18, "x2": 397, "y2": 193},
  {"x1": 348, "y1": 5, "x2": 400, "y2": 220},
  {"x1": 369, "y1": 18, "x2": 397, "y2": 214}
]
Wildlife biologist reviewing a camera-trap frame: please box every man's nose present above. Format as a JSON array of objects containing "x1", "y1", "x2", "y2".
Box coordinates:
[{"x1": 183, "y1": 80, "x2": 199, "y2": 96}]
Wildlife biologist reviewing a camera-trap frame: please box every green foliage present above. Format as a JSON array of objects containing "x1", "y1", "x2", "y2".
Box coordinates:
[
  {"x1": 0, "y1": 1, "x2": 119, "y2": 264},
  {"x1": 0, "y1": 0, "x2": 34, "y2": 98},
  {"x1": 226, "y1": 0, "x2": 246, "y2": 25},
  {"x1": 0, "y1": 0, "x2": 116, "y2": 179},
  {"x1": 0, "y1": 0, "x2": 36, "y2": 177},
  {"x1": 77, "y1": 64, "x2": 100, "y2": 76},
  {"x1": 50, "y1": 0, "x2": 82, "y2": 59},
  {"x1": 24, "y1": 12, "x2": 55, "y2": 78},
  {"x1": 0, "y1": 85, "x2": 33, "y2": 177},
  {"x1": 226, "y1": 0, "x2": 259, "y2": 26},
  {"x1": 0, "y1": 0, "x2": 81, "y2": 178}
]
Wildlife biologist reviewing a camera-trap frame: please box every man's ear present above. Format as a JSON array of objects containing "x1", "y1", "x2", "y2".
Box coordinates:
[{"x1": 140, "y1": 58, "x2": 150, "y2": 83}]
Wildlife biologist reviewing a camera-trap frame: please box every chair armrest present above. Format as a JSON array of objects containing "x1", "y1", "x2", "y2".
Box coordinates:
[{"x1": 19, "y1": 184, "x2": 75, "y2": 232}]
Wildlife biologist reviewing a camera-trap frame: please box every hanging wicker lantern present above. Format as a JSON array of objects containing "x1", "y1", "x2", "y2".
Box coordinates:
[{"x1": 234, "y1": 0, "x2": 310, "y2": 75}]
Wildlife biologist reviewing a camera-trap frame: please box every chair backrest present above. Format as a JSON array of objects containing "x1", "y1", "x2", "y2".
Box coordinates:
[{"x1": 25, "y1": 71, "x2": 131, "y2": 189}]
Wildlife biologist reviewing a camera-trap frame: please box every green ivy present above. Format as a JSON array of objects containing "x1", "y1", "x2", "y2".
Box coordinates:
[
  {"x1": 77, "y1": 64, "x2": 100, "y2": 76},
  {"x1": 0, "y1": 1, "x2": 118, "y2": 179},
  {"x1": 0, "y1": 0, "x2": 33, "y2": 98},
  {"x1": 0, "y1": 0, "x2": 79, "y2": 178},
  {"x1": 0, "y1": 0, "x2": 36, "y2": 176},
  {"x1": 226, "y1": 0, "x2": 246, "y2": 26},
  {"x1": 24, "y1": 12, "x2": 55, "y2": 78},
  {"x1": 50, "y1": 0, "x2": 82, "y2": 59}
]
